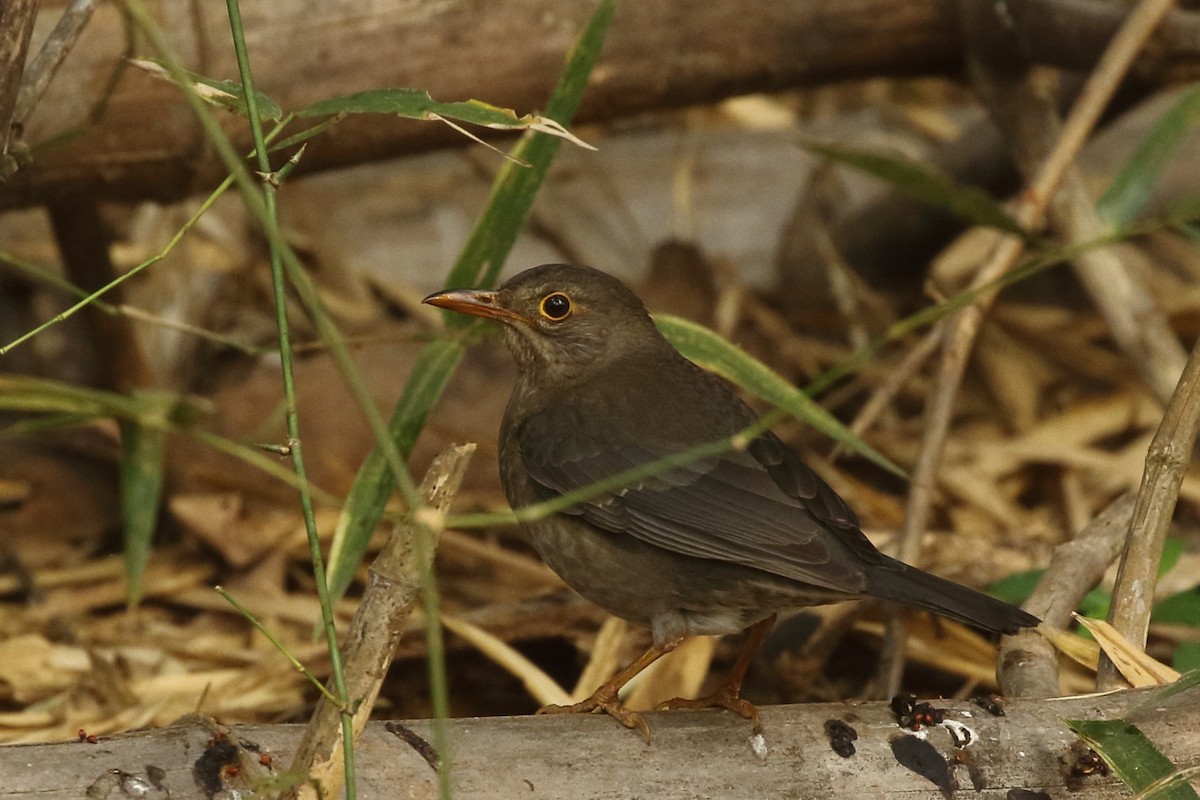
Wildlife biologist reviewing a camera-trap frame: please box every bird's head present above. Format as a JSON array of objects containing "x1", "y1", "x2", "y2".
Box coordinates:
[{"x1": 423, "y1": 264, "x2": 664, "y2": 384}]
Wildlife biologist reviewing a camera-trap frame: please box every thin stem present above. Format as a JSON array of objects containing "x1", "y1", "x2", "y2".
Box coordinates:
[
  {"x1": 0, "y1": 120, "x2": 309, "y2": 356},
  {"x1": 1, "y1": 170, "x2": 236, "y2": 354},
  {"x1": 222, "y1": 0, "x2": 356, "y2": 795},
  {"x1": 120, "y1": 0, "x2": 421, "y2": 515},
  {"x1": 214, "y1": 586, "x2": 346, "y2": 707}
]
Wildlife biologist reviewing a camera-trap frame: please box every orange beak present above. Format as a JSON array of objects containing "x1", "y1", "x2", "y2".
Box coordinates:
[{"x1": 422, "y1": 288, "x2": 528, "y2": 324}]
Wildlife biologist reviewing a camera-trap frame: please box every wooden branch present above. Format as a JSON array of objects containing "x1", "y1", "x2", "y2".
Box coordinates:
[
  {"x1": 286, "y1": 443, "x2": 475, "y2": 800},
  {"x1": 999, "y1": 493, "x2": 1135, "y2": 699},
  {"x1": 3, "y1": 687, "x2": 1196, "y2": 799},
  {"x1": 1048, "y1": 167, "x2": 1187, "y2": 405},
  {"x1": 4, "y1": 0, "x2": 1200, "y2": 210},
  {"x1": 12, "y1": 0, "x2": 100, "y2": 128},
  {"x1": 1035, "y1": 0, "x2": 1188, "y2": 406},
  {"x1": 1100, "y1": 336, "x2": 1200, "y2": 689},
  {"x1": 0, "y1": 0, "x2": 37, "y2": 158}
]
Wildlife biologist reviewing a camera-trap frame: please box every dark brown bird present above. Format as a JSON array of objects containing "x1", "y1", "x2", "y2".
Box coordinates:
[{"x1": 424, "y1": 264, "x2": 1037, "y2": 741}]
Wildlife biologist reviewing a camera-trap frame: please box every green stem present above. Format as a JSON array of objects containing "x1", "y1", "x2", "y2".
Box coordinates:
[
  {"x1": 222, "y1": 0, "x2": 357, "y2": 796},
  {"x1": 119, "y1": 0, "x2": 421, "y2": 516},
  {"x1": 0, "y1": 170, "x2": 237, "y2": 355},
  {"x1": 215, "y1": 586, "x2": 346, "y2": 707}
]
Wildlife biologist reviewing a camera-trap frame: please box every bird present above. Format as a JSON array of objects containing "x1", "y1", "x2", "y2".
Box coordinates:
[{"x1": 423, "y1": 263, "x2": 1038, "y2": 742}]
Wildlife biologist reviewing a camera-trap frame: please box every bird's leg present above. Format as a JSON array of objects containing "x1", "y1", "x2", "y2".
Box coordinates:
[
  {"x1": 656, "y1": 614, "x2": 776, "y2": 732},
  {"x1": 538, "y1": 637, "x2": 681, "y2": 743}
]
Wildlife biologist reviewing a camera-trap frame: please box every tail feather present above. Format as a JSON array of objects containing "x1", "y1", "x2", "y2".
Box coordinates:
[{"x1": 866, "y1": 557, "x2": 1038, "y2": 634}]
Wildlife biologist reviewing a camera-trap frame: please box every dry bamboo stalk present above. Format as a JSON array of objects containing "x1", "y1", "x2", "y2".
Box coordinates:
[
  {"x1": 1048, "y1": 170, "x2": 1186, "y2": 404},
  {"x1": 830, "y1": 326, "x2": 940, "y2": 464},
  {"x1": 1099, "y1": 336, "x2": 1200, "y2": 689},
  {"x1": 998, "y1": 492, "x2": 1135, "y2": 698},
  {"x1": 285, "y1": 443, "x2": 474, "y2": 800}
]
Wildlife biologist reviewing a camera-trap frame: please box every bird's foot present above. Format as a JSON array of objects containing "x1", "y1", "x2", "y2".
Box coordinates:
[
  {"x1": 657, "y1": 684, "x2": 762, "y2": 733},
  {"x1": 538, "y1": 687, "x2": 652, "y2": 743}
]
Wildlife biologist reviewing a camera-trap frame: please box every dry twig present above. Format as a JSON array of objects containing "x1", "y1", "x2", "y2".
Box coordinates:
[
  {"x1": 0, "y1": 0, "x2": 37, "y2": 158},
  {"x1": 830, "y1": 327, "x2": 941, "y2": 464},
  {"x1": 285, "y1": 444, "x2": 474, "y2": 800},
  {"x1": 1099, "y1": 337, "x2": 1200, "y2": 689},
  {"x1": 11, "y1": 0, "x2": 100, "y2": 127},
  {"x1": 1048, "y1": 172, "x2": 1185, "y2": 404},
  {"x1": 998, "y1": 492, "x2": 1135, "y2": 698}
]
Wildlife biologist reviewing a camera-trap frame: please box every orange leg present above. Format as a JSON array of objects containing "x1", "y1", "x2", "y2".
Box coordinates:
[
  {"x1": 538, "y1": 637, "x2": 681, "y2": 743},
  {"x1": 657, "y1": 614, "x2": 776, "y2": 732}
]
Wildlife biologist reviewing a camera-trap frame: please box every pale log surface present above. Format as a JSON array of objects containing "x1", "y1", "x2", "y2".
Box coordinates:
[
  {"x1": 3, "y1": 688, "x2": 1197, "y2": 798},
  {"x1": 7, "y1": 0, "x2": 1200, "y2": 210}
]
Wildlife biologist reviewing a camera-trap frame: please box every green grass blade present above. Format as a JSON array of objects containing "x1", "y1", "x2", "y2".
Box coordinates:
[
  {"x1": 326, "y1": 338, "x2": 464, "y2": 600},
  {"x1": 118, "y1": 406, "x2": 168, "y2": 606},
  {"x1": 0, "y1": 374, "x2": 210, "y2": 426},
  {"x1": 2, "y1": 413, "x2": 100, "y2": 436},
  {"x1": 799, "y1": 138, "x2": 1027, "y2": 236},
  {"x1": 655, "y1": 314, "x2": 905, "y2": 478},
  {"x1": 326, "y1": 0, "x2": 616, "y2": 601},
  {"x1": 1098, "y1": 86, "x2": 1200, "y2": 229},
  {"x1": 1069, "y1": 718, "x2": 1200, "y2": 800}
]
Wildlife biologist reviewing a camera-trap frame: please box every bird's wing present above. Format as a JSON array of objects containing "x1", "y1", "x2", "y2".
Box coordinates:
[{"x1": 516, "y1": 404, "x2": 874, "y2": 593}]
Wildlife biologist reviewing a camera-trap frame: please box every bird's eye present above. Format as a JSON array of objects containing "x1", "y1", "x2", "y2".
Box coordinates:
[{"x1": 539, "y1": 292, "x2": 573, "y2": 321}]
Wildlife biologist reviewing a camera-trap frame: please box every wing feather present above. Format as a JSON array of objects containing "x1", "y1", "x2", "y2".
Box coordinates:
[{"x1": 517, "y1": 402, "x2": 870, "y2": 593}]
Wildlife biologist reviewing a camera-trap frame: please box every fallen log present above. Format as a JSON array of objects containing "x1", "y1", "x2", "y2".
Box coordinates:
[
  {"x1": 5, "y1": 0, "x2": 1200, "y2": 210},
  {"x1": 3, "y1": 686, "x2": 1195, "y2": 799}
]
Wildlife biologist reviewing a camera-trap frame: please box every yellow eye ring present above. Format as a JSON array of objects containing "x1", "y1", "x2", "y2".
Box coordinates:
[{"x1": 539, "y1": 292, "x2": 573, "y2": 321}]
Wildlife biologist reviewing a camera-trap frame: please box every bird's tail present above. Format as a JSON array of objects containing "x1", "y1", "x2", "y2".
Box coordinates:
[{"x1": 865, "y1": 557, "x2": 1038, "y2": 634}]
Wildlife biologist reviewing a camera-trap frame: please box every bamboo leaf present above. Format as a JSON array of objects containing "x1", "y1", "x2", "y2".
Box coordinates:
[
  {"x1": 799, "y1": 139, "x2": 1027, "y2": 235},
  {"x1": 1098, "y1": 86, "x2": 1200, "y2": 229},
  {"x1": 117, "y1": 391, "x2": 177, "y2": 606},
  {"x1": 1069, "y1": 718, "x2": 1200, "y2": 800},
  {"x1": 1073, "y1": 615, "x2": 1180, "y2": 687},
  {"x1": 130, "y1": 58, "x2": 283, "y2": 121},
  {"x1": 1174, "y1": 644, "x2": 1200, "y2": 673},
  {"x1": 298, "y1": 89, "x2": 593, "y2": 150},
  {"x1": 119, "y1": 421, "x2": 164, "y2": 606},
  {"x1": 1153, "y1": 589, "x2": 1200, "y2": 626},
  {"x1": 655, "y1": 314, "x2": 906, "y2": 478}
]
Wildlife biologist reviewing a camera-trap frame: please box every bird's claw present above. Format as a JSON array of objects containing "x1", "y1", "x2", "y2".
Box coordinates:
[
  {"x1": 657, "y1": 686, "x2": 763, "y2": 732},
  {"x1": 538, "y1": 693, "x2": 652, "y2": 743}
]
